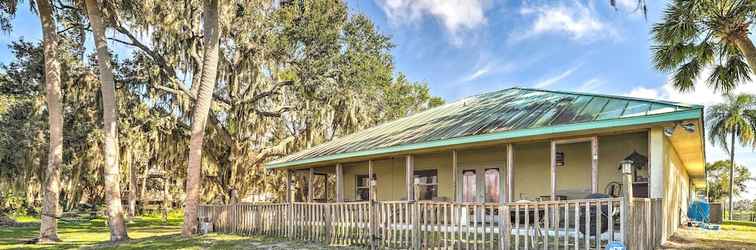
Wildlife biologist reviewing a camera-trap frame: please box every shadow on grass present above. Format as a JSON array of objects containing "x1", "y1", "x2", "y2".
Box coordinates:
[
  {"x1": 83, "y1": 233, "x2": 254, "y2": 250},
  {"x1": 0, "y1": 215, "x2": 185, "y2": 250}
]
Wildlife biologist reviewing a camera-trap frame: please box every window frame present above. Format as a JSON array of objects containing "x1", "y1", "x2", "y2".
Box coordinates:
[
  {"x1": 355, "y1": 174, "x2": 375, "y2": 201},
  {"x1": 413, "y1": 169, "x2": 438, "y2": 200}
]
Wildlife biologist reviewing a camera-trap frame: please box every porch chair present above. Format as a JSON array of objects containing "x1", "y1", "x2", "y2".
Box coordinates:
[{"x1": 578, "y1": 192, "x2": 613, "y2": 249}]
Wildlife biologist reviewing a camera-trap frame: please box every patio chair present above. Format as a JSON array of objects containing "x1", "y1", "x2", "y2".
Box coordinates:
[{"x1": 578, "y1": 193, "x2": 611, "y2": 236}]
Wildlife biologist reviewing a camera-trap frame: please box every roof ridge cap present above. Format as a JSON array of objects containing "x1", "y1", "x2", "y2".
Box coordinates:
[{"x1": 512, "y1": 87, "x2": 703, "y2": 109}]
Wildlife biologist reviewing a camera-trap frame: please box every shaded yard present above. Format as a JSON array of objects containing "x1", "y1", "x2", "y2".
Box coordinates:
[{"x1": 0, "y1": 213, "x2": 344, "y2": 249}]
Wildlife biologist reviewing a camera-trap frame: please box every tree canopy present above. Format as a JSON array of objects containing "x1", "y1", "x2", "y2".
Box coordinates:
[
  {"x1": 0, "y1": 0, "x2": 443, "y2": 216},
  {"x1": 706, "y1": 160, "x2": 753, "y2": 202}
]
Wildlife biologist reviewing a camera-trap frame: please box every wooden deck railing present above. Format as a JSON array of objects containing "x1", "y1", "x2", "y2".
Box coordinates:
[{"x1": 197, "y1": 197, "x2": 662, "y2": 249}]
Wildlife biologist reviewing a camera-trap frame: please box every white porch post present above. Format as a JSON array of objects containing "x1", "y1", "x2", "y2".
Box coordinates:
[
  {"x1": 406, "y1": 155, "x2": 415, "y2": 201},
  {"x1": 506, "y1": 144, "x2": 513, "y2": 203},
  {"x1": 368, "y1": 160, "x2": 375, "y2": 201},
  {"x1": 648, "y1": 128, "x2": 665, "y2": 199},
  {"x1": 451, "y1": 150, "x2": 458, "y2": 202},
  {"x1": 308, "y1": 168, "x2": 314, "y2": 202},
  {"x1": 591, "y1": 136, "x2": 599, "y2": 193},
  {"x1": 336, "y1": 163, "x2": 344, "y2": 202},
  {"x1": 550, "y1": 141, "x2": 557, "y2": 201},
  {"x1": 286, "y1": 170, "x2": 293, "y2": 203}
]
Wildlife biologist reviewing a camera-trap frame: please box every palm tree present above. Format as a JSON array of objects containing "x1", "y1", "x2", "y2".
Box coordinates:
[
  {"x1": 182, "y1": 0, "x2": 221, "y2": 237},
  {"x1": 651, "y1": 0, "x2": 756, "y2": 93},
  {"x1": 84, "y1": 0, "x2": 129, "y2": 241},
  {"x1": 706, "y1": 93, "x2": 756, "y2": 219},
  {"x1": 35, "y1": 0, "x2": 64, "y2": 242}
]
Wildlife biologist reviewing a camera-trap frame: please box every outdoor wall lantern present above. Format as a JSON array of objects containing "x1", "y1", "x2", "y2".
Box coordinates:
[
  {"x1": 620, "y1": 160, "x2": 634, "y2": 175},
  {"x1": 664, "y1": 121, "x2": 696, "y2": 137}
]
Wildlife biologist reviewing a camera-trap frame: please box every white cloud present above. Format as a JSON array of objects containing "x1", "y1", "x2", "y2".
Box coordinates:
[
  {"x1": 462, "y1": 64, "x2": 492, "y2": 82},
  {"x1": 460, "y1": 60, "x2": 516, "y2": 82},
  {"x1": 534, "y1": 66, "x2": 579, "y2": 88},
  {"x1": 614, "y1": 0, "x2": 642, "y2": 11},
  {"x1": 578, "y1": 78, "x2": 604, "y2": 92},
  {"x1": 627, "y1": 86, "x2": 661, "y2": 100},
  {"x1": 375, "y1": 0, "x2": 489, "y2": 44},
  {"x1": 626, "y1": 67, "x2": 756, "y2": 106},
  {"x1": 511, "y1": 1, "x2": 616, "y2": 43}
]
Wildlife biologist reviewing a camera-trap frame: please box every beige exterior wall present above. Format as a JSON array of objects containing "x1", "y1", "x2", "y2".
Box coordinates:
[
  {"x1": 339, "y1": 132, "x2": 649, "y2": 202},
  {"x1": 662, "y1": 136, "x2": 691, "y2": 241}
]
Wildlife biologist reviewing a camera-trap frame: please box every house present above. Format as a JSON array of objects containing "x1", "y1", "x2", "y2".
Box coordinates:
[{"x1": 204, "y1": 87, "x2": 706, "y2": 249}]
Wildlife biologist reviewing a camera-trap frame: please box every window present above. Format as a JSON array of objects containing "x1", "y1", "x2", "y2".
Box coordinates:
[
  {"x1": 355, "y1": 174, "x2": 375, "y2": 201},
  {"x1": 485, "y1": 168, "x2": 500, "y2": 203},
  {"x1": 414, "y1": 170, "x2": 438, "y2": 200},
  {"x1": 462, "y1": 170, "x2": 477, "y2": 202}
]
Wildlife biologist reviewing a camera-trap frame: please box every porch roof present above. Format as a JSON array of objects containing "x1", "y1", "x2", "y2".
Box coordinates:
[{"x1": 267, "y1": 87, "x2": 703, "y2": 169}]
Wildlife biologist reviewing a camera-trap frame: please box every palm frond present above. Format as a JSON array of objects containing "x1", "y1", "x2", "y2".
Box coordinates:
[
  {"x1": 706, "y1": 56, "x2": 751, "y2": 93},
  {"x1": 672, "y1": 59, "x2": 701, "y2": 92},
  {"x1": 652, "y1": 1, "x2": 701, "y2": 44}
]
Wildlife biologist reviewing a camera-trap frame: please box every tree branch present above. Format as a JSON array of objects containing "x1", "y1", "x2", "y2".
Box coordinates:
[
  {"x1": 240, "y1": 80, "x2": 293, "y2": 105},
  {"x1": 254, "y1": 106, "x2": 292, "y2": 117}
]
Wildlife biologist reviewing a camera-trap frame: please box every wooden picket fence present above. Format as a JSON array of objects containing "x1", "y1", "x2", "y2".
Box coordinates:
[{"x1": 198, "y1": 198, "x2": 662, "y2": 249}]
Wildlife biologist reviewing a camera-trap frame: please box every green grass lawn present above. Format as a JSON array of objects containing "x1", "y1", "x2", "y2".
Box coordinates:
[
  {"x1": 663, "y1": 221, "x2": 756, "y2": 249},
  {"x1": 4, "y1": 212, "x2": 756, "y2": 249},
  {"x1": 0, "y1": 212, "x2": 283, "y2": 249}
]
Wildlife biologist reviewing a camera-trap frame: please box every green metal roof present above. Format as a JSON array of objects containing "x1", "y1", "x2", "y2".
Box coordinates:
[{"x1": 267, "y1": 87, "x2": 703, "y2": 169}]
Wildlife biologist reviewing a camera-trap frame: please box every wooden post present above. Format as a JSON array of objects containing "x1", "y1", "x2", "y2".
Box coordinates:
[
  {"x1": 502, "y1": 144, "x2": 513, "y2": 250},
  {"x1": 286, "y1": 170, "x2": 293, "y2": 239},
  {"x1": 501, "y1": 205, "x2": 511, "y2": 249},
  {"x1": 368, "y1": 160, "x2": 376, "y2": 250},
  {"x1": 452, "y1": 150, "x2": 458, "y2": 202},
  {"x1": 506, "y1": 144, "x2": 513, "y2": 202},
  {"x1": 406, "y1": 155, "x2": 415, "y2": 201},
  {"x1": 308, "y1": 168, "x2": 314, "y2": 202},
  {"x1": 621, "y1": 160, "x2": 634, "y2": 248},
  {"x1": 286, "y1": 170, "x2": 293, "y2": 203},
  {"x1": 648, "y1": 128, "x2": 664, "y2": 199},
  {"x1": 412, "y1": 177, "x2": 421, "y2": 250},
  {"x1": 591, "y1": 136, "x2": 599, "y2": 193},
  {"x1": 336, "y1": 163, "x2": 344, "y2": 202},
  {"x1": 550, "y1": 141, "x2": 557, "y2": 201}
]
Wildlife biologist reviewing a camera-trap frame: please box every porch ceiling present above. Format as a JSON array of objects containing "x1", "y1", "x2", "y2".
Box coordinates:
[
  {"x1": 668, "y1": 119, "x2": 706, "y2": 183},
  {"x1": 268, "y1": 87, "x2": 704, "y2": 169}
]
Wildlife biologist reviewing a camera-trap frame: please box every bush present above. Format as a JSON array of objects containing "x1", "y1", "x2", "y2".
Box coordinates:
[{"x1": 0, "y1": 191, "x2": 36, "y2": 216}]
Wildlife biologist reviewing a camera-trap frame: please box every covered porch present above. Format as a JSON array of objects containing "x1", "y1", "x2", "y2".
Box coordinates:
[
  {"x1": 288, "y1": 131, "x2": 653, "y2": 205},
  {"x1": 202, "y1": 129, "x2": 676, "y2": 249}
]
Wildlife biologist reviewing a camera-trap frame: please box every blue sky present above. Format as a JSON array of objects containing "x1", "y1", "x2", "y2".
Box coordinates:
[
  {"x1": 1, "y1": 0, "x2": 754, "y2": 200},
  {"x1": 351, "y1": 0, "x2": 756, "y2": 200}
]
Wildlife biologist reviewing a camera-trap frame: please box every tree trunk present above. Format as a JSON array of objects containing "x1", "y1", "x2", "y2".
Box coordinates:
[
  {"x1": 36, "y1": 0, "x2": 63, "y2": 243},
  {"x1": 182, "y1": 0, "x2": 221, "y2": 237},
  {"x1": 162, "y1": 175, "x2": 170, "y2": 223},
  {"x1": 85, "y1": 0, "x2": 129, "y2": 241},
  {"x1": 126, "y1": 146, "x2": 137, "y2": 222},
  {"x1": 140, "y1": 160, "x2": 148, "y2": 213},
  {"x1": 733, "y1": 35, "x2": 756, "y2": 75},
  {"x1": 729, "y1": 130, "x2": 736, "y2": 220}
]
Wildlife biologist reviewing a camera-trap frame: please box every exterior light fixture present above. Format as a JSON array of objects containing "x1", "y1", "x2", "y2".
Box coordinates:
[
  {"x1": 663, "y1": 127, "x2": 675, "y2": 137},
  {"x1": 681, "y1": 122, "x2": 696, "y2": 133},
  {"x1": 620, "y1": 160, "x2": 634, "y2": 175},
  {"x1": 664, "y1": 121, "x2": 696, "y2": 137}
]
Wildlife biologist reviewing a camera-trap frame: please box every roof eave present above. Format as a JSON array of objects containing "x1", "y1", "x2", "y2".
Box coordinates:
[{"x1": 266, "y1": 108, "x2": 703, "y2": 169}]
